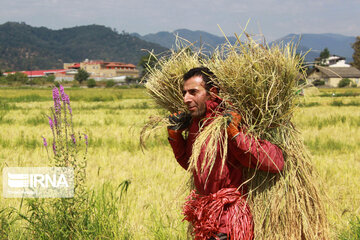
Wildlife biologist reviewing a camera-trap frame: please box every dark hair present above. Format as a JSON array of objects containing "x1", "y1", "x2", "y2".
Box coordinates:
[{"x1": 183, "y1": 67, "x2": 217, "y2": 91}]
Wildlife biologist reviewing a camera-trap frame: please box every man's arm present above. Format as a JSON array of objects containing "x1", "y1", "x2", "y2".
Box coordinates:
[
  {"x1": 167, "y1": 112, "x2": 191, "y2": 170},
  {"x1": 229, "y1": 131, "x2": 284, "y2": 173},
  {"x1": 226, "y1": 112, "x2": 284, "y2": 173},
  {"x1": 168, "y1": 129, "x2": 189, "y2": 170}
]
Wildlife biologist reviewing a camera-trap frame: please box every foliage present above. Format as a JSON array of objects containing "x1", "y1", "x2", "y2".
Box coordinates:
[
  {"x1": 338, "y1": 217, "x2": 360, "y2": 240},
  {"x1": 19, "y1": 86, "x2": 88, "y2": 238},
  {"x1": 75, "y1": 68, "x2": 90, "y2": 84},
  {"x1": 126, "y1": 76, "x2": 139, "y2": 84},
  {"x1": 0, "y1": 208, "x2": 18, "y2": 239},
  {"x1": 320, "y1": 47, "x2": 330, "y2": 60},
  {"x1": 138, "y1": 53, "x2": 158, "y2": 78},
  {"x1": 338, "y1": 78, "x2": 352, "y2": 88},
  {"x1": 10, "y1": 86, "x2": 132, "y2": 239},
  {"x1": 46, "y1": 75, "x2": 55, "y2": 82},
  {"x1": 313, "y1": 79, "x2": 325, "y2": 86},
  {"x1": 352, "y1": 36, "x2": 360, "y2": 70},
  {"x1": 105, "y1": 79, "x2": 115, "y2": 88},
  {"x1": 87, "y1": 78, "x2": 96, "y2": 88},
  {"x1": 20, "y1": 182, "x2": 132, "y2": 239},
  {"x1": 6, "y1": 72, "x2": 28, "y2": 83},
  {"x1": 28, "y1": 77, "x2": 47, "y2": 86},
  {"x1": 0, "y1": 22, "x2": 167, "y2": 70},
  {"x1": 318, "y1": 47, "x2": 330, "y2": 66},
  {"x1": 0, "y1": 76, "x2": 8, "y2": 84}
]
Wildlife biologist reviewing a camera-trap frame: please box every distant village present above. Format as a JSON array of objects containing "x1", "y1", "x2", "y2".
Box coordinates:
[
  {"x1": 3, "y1": 59, "x2": 140, "y2": 84},
  {"x1": 2, "y1": 55, "x2": 360, "y2": 88}
]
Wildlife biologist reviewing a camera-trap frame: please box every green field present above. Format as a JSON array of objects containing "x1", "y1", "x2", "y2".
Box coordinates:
[{"x1": 0, "y1": 87, "x2": 359, "y2": 239}]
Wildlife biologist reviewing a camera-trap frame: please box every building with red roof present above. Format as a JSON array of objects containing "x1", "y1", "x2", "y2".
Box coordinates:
[
  {"x1": 4, "y1": 59, "x2": 139, "y2": 82},
  {"x1": 4, "y1": 69, "x2": 70, "y2": 78},
  {"x1": 64, "y1": 59, "x2": 139, "y2": 80}
]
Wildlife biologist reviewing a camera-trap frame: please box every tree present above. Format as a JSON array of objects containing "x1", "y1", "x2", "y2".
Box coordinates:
[
  {"x1": 352, "y1": 36, "x2": 360, "y2": 70},
  {"x1": 319, "y1": 48, "x2": 330, "y2": 65},
  {"x1": 138, "y1": 53, "x2": 158, "y2": 78},
  {"x1": 75, "y1": 68, "x2": 90, "y2": 84}
]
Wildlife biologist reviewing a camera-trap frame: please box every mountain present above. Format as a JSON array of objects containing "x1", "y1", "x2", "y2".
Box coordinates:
[
  {"x1": 0, "y1": 22, "x2": 167, "y2": 71},
  {"x1": 1, "y1": 22, "x2": 356, "y2": 71},
  {"x1": 133, "y1": 29, "x2": 237, "y2": 51},
  {"x1": 135, "y1": 30, "x2": 356, "y2": 64},
  {"x1": 271, "y1": 33, "x2": 356, "y2": 63}
]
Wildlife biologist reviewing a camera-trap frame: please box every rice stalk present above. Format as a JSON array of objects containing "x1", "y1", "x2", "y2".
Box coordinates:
[{"x1": 188, "y1": 114, "x2": 229, "y2": 178}]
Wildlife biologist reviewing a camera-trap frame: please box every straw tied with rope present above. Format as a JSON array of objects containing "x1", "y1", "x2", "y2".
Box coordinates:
[{"x1": 167, "y1": 67, "x2": 284, "y2": 240}]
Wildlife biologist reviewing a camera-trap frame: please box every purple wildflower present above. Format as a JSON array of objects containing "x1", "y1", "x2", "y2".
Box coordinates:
[
  {"x1": 48, "y1": 116, "x2": 54, "y2": 129},
  {"x1": 71, "y1": 134, "x2": 76, "y2": 144},
  {"x1": 42, "y1": 136, "x2": 47, "y2": 147},
  {"x1": 53, "y1": 115, "x2": 58, "y2": 127},
  {"x1": 84, "y1": 134, "x2": 88, "y2": 146},
  {"x1": 52, "y1": 141, "x2": 56, "y2": 155},
  {"x1": 52, "y1": 87, "x2": 61, "y2": 113},
  {"x1": 64, "y1": 93, "x2": 72, "y2": 115},
  {"x1": 59, "y1": 85, "x2": 66, "y2": 101}
]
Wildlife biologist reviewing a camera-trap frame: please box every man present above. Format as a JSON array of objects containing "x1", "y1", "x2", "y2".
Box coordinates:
[{"x1": 167, "y1": 67, "x2": 284, "y2": 240}]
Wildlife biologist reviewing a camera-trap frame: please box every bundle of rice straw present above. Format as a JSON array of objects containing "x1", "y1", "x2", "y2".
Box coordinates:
[{"x1": 142, "y1": 35, "x2": 329, "y2": 239}]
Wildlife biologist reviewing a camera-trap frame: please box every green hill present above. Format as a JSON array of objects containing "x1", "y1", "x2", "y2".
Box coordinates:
[{"x1": 0, "y1": 22, "x2": 167, "y2": 71}]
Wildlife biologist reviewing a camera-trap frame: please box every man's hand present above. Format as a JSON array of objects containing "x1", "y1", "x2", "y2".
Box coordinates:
[
  {"x1": 224, "y1": 111, "x2": 242, "y2": 139},
  {"x1": 168, "y1": 111, "x2": 191, "y2": 131}
]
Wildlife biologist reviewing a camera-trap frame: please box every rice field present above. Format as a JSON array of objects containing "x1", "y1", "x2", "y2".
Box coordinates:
[{"x1": 0, "y1": 87, "x2": 359, "y2": 239}]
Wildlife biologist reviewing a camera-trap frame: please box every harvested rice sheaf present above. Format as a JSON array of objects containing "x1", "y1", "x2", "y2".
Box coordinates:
[{"x1": 142, "y1": 36, "x2": 329, "y2": 239}]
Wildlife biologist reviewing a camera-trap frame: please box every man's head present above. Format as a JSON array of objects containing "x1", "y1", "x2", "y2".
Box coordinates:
[{"x1": 182, "y1": 67, "x2": 218, "y2": 118}]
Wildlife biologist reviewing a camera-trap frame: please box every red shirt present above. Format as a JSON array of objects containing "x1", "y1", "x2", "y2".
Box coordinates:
[{"x1": 168, "y1": 97, "x2": 284, "y2": 235}]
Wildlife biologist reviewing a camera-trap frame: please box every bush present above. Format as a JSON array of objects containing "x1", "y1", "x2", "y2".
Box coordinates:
[
  {"x1": 46, "y1": 75, "x2": 55, "y2": 82},
  {"x1": 54, "y1": 81, "x2": 60, "y2": 87},
  {"x1": 87, "y1": 79, "x2": 96, "y2": 88},
  {"x1": 106, "y1": 79, "x2": 115, "y2": 88},
  {"x1": 28, "y1": 78, "x2": 46, "y2": 86},
  {"x1": 312, "y1": 79, "x2": 325, "y2": 86},
  {"x1": 298, "y1": 78, "x2": 306, "y2": 86},
  {"x1": 0, "y1": 77, "x2": 8, "y2": 85},
  {"x1": 126, "y1": 76, "x2": 139, "y2": 84},
  {"x1": 6, "y1": 72, "x2": 28, "y2": 84},
  {"x1": 338, "y1": 78, "x2": 352, "y2": 88}
]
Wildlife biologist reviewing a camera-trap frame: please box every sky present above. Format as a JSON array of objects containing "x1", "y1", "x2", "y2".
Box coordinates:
[{"x1": 1, "y1": 0, "x2": 359, "y2": 41}]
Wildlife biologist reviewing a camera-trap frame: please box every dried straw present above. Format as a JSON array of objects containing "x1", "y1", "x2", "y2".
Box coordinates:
[
  {"x1": 145, "y1": 39, "x2": 204, "y2": 114},
  {"x1": 141, "y1": 35, "x2": 329, "y2": 239}
]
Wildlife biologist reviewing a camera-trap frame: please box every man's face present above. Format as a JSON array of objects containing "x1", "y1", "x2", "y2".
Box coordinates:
[{"x1": 183, "y1": 75, "x2": 210, "y2": 118}]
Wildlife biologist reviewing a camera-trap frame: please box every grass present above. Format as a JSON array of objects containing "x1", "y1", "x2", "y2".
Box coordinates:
[
  {"x1": 0, "y1": 87, "x2": 359, "y2": 239},
  {"x1": 339, "y1": 217, "x2": 360, "y2": 240},
  {"x1": 330, "y1": 100, "x2": 360, "y2": 107}
]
